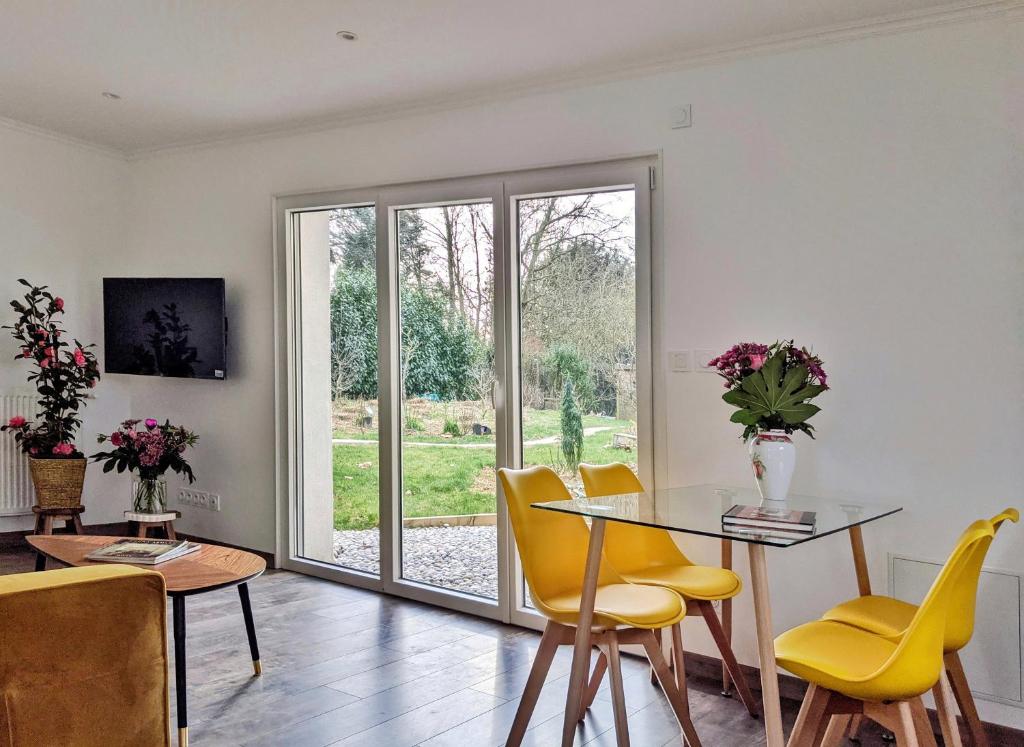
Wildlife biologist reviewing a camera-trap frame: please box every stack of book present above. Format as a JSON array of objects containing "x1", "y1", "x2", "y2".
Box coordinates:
[
  {"x1": 85, "y1": 538, "x2": 201, "y2": 565},
  {"x1": 722, "y1": 504, "x2": 816, "y2": 539}
]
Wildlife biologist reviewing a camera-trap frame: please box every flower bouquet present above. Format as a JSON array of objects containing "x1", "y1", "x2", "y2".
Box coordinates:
[
  {"x1": 92, "y1": 419, "x2": 199, "y2": 513},
  {"x1": 0, "y1": 280, "x2": 101, "y2": 507},
  {"x1": 709, "y1": 341, "x2": 827, "y2": 506}
]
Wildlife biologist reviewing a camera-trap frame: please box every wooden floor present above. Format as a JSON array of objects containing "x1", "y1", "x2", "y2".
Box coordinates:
[{"x1": 2, "y1": 543, "x2": 910, "y2": 746}]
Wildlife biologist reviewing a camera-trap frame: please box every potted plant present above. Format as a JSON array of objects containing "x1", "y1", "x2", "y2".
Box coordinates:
[
  {"x1": 0, "y1": 280, "x2": 101, "y2": 508},
  {"x1": 92, "y1": 419, "x2": 199, "y2": 513},
  {"x1": 709, "y1": 341, "x2": 827, "y2": 508}
]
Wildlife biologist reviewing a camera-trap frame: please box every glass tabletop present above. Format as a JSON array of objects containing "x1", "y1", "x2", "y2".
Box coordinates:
[{"x1": 531, "y1": 484, "x2": 902, "y2": 547}]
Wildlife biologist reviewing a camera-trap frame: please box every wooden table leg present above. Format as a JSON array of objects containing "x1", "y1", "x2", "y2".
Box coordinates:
[
  {"x1": 748, "y1": 543, "x2": 784, "y2": 747},
  {"x1": 238, "y1": 583, "x2": 262, "y2": 676},
  {"x1": 561, "y1": 517, "x2": 606, "y2": 747},
  {"x1": 173, "y1": 595, "x2": 188, "y2": 747},
  {"x1": 848, "y1": 525, "x2": 871, "y2": 596},
  {"x1": 721, "y1": 538, "x2": 733, "y2": 695}
]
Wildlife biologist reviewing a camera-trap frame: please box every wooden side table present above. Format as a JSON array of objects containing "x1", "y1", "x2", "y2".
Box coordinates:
[
  {"x1": 125, "y1": 510, "x2": 181, "y2": 540},
  {"x1": 32, "y1": 505, "x2": 85, "y2": 535}
]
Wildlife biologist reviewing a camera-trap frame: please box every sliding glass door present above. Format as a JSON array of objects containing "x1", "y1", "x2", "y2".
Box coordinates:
[{"x1": 277, "y1": 159, "x2": 653, "y2": 623}]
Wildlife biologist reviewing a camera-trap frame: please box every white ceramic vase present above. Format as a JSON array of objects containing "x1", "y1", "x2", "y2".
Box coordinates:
[{"x1": 747, "y1": 430, "x2": 796, "y2": 513}]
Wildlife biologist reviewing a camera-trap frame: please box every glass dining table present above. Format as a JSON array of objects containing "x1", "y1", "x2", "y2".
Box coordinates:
[{"x1": 532, "y1": 483, "x2": 902, "y2": 747}]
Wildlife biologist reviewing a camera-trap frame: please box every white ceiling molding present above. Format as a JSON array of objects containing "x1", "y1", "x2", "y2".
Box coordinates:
[{"x1": 1, "y1": 0, "x2": 1018, "y2": 161}]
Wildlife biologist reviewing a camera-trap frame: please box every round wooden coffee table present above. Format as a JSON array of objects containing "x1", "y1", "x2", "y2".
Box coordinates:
[{"x1": 27, "y1": 534, "x2": 266, "y2": 747}]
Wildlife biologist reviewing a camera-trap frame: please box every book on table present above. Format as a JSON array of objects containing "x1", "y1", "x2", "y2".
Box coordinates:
[
  {"x1": 722, "y1": 504, "x2": 816, "y2": 535},
  {"x1": 85, "y1": 538, "x2": 201, "y2": 565}
]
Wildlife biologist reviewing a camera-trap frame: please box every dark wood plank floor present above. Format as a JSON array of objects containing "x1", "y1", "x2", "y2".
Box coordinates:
[{"x1": 2, "y1": 543, "x2": 912, "y2": 746}]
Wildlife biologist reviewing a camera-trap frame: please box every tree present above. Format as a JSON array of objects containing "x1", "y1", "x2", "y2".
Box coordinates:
[{"x1": 560, "y1": 380, "x2": 584, "y2": 474}]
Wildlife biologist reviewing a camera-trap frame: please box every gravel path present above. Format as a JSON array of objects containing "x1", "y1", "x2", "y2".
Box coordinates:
[
  {"x1": 332, "y1": 425, "x2": 614, "y2": 449},
  {"x1": 333, "y1": 525, "x2": 498, "y2": 599}
]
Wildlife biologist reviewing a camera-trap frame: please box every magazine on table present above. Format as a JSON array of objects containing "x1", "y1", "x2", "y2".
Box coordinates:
[
  {"x1": 722, "y1": 504, "x2": 816, "y2": 533},
  {"x1": 85, "y1": 538, "x2": 200, "y2": 565}
]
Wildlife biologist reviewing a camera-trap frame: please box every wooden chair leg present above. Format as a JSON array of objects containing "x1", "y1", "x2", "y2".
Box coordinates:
[
  {"x1": 909, "y1": 698, "x2": 938, "y2": 747},
  {"x1": 640, "y1": 630, "x2": 702, "y2": 747},
  {"x1": 604, "y1": 633, "x2": 630, "y2": 747},
  {"x1": 698, "y1": 600, "x2": 759, "y2": 717},
  {"x1": 578, "y1": 649, "x2": 607, "y2": 721},
  {"x1": 821, "y1": 715, "x2": 852, "y2": 746},
  {"x1": 847, "y1": 714, "x2": 863, "y2": 741},
  {"x1": 507, "y1": 621, "x2": 562, "y2": 747},
  {"x1": 933, "y1": 669, "x2": 964, "y2": 747},
  {"x1": 669, "y1": 623, "x2": 689, "y2": 717},
  {"x1": 788, "y1": 684, "x2": 832, "y2": 747},
  {"x1": 721, "y1": 538, "x2": 733, "y2": 695},
  {"x1": 650, "y1": 627, "x2": 663, "y2": 684},
  {"x1": 894, "y1": 700, "x2": 921, "y2": 747},
  {"x1": 945, "y1": 652, "x2": 989, "y2": 747}
]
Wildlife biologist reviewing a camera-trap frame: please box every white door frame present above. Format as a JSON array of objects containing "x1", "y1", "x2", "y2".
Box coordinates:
[{"x1": 273, "y1": 156, "x2": 657, "y2": 627}]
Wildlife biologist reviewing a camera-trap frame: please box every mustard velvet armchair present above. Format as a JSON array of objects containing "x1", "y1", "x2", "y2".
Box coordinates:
[{"x1": 0, "y1": 565, "x2": 170, "y2": 747}]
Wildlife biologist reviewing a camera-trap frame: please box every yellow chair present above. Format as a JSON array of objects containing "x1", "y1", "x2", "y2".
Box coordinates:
[
  {"x1": 775, "y1": 519, "x2": 996, "y2": 746},
  {"x1": 820, "y1": 508, "x2": 1017, "y2": 746},
  {"x1": 0, "y1": 565, "x2": 170, "y2": 747},
  {"x1": 576, "y1": 462, "x2": 759, "y2": 718},
  {"x1": 498, "y1": 465, "x2": 702, "y2": 747}
]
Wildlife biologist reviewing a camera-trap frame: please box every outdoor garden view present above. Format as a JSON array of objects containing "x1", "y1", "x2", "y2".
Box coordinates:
[{"x1": 326, "y1": 190, "x2": 638, "y2": 598}]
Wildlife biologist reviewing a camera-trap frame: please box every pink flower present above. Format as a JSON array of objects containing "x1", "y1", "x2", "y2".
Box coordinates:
[
  {"x1": 53, "y1": 297, "x2": 64, "y2": 311},
  {"x1": 145, "y1": 418, "x2": 158, "y2": 430},
  {"x1": 88, "y1": 379, "x2": 97, "y2": 388},
  {"x1": 110, "y1": 432, "x2": 124, "y2": 447},
  {"x1": 20, "y1": 347, "x2": 32, "y2": 358},
  {"x1": 52, "y1": 443, "x2": 74, "y2": 456},
  {"x1": 7, "y1": 416, "x2": 26, "y2": 428},
  {"x1": 29, "y1": 447, "x2": 38, "y2": 455},
  {"x1": 38, "y1": 357, "x2": 50, "y2": 369},
  {"x1": 73, "y1": 348, "x2": 87, "y2": 367},
  {"x1": 748, "y1": 354, "x2": 767, "y2": 370}
]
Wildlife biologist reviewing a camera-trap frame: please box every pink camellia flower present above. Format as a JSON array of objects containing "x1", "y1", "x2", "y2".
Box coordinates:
[
  {"x1": 53, "y1": 297, "x2": 64, "y2": 311},
  {"x1": 7, "y1": 416, "x2": 26, "y2": 428},
  {"x1": 748, "y1": 353, "x2": 767, "y2": 370},
  {"x1": 52, "y1": 442, "x2": 74, "y2": 456},
  {"x1": 73, "y1": 348, "x2": 87, "y2": 367},
  {"x1": 145, "y1": 418, "x2": 159, "y2": 430},
  {"x1": 110, "y1": 431, "x2": 124, "y2": 447}
]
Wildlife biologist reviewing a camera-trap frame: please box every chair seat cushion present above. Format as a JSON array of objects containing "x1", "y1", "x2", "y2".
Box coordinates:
[
  {"x1": 774, "y1": 619, "x2": 942, "y2": 702},
  {"x1": 821, "y1": 594, "x2": 917, "y2": 640},
  {"x1": 544, "y1": 582, "x2": 685, "y2": 629},
  {"x1": 621, "y1": 565, "x2": 742, "y2": 601}
]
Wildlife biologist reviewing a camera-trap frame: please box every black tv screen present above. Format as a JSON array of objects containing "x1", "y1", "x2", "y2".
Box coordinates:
[{"x1": 103, "y1": 278, "x2": 227, "y2": 379}]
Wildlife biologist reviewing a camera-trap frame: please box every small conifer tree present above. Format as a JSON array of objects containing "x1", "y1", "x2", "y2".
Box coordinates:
[{"x1": 560, "y1": 379, "x2": 584, "y2": 474}]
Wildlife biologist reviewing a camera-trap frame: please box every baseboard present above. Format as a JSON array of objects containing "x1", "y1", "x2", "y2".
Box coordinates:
[{"x1": 681, "y1": 649, "x2": 1024, "y2": 744}]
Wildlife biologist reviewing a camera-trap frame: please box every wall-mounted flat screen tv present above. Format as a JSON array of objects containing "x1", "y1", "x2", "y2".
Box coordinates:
[{"x1": 103, "y1": 278, "x2": 227, "y2": 379}]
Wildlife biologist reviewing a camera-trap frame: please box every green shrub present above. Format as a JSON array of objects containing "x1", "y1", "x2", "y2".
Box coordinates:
[
  {"x1": 405, "y1": 416, "x2": 424, "y2": 432},
  {"x1": 560, "y1": 380, "x2": 584, "y2": 474},
  {"x1": 545, "y1": 345, "x2": 595, "y2": 412},
  {"x1": 442, "y1": 417, "x2": 462, "y2": 437}
]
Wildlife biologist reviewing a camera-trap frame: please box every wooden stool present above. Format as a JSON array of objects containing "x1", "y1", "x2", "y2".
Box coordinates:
[
  {"x1": 32, "y1": 505, "x2": 85, "y2": 536},
  {"x1": 125, "y1": 510, "x2": 181, "y2": 540}
]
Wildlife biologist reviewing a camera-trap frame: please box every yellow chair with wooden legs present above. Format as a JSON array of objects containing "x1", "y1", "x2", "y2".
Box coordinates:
[
  {"x1": 820, "y1": 508, "x2": 1017, "y2": 746},
  {"x1": 575, "y1": 462, "x2": 760, "y2": 720},
  {"x1": 497, "y1": 465, "x2": 703, "y2": 747},
  {"x1": 776, "y1": 519, "x2": 996, "y2": 747}
]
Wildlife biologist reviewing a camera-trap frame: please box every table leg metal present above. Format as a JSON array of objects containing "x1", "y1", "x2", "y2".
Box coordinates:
[
  {"x1": 34, "y1": 552, "x2": 46, "y2": 572},
  {"x1": 238, "y1": 582, "x2": 262, "y2": 675},
  {"x1": 561, "y1": 517, "x2": 606, "y2": 747},
  {"x1": 173, "y1": 595, "x2": 188, "y2": 747},
  {"x1": 748, "y1": 543, "x2": 784, "y2": 747}
]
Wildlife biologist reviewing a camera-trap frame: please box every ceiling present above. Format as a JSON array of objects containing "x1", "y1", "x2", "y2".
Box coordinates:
[{"x1": 0, "y1": 1, "x2": 995, "y2": 155}]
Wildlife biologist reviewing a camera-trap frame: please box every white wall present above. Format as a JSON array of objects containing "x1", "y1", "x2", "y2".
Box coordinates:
[
  {"x1": 0, "y1": 126, "x2": 130, "y2": 530},
  {"x1": 4, "y1": 12, "x2": 1021, "y2": 726}
]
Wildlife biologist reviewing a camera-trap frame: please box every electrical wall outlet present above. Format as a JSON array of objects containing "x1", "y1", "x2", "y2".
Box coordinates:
[
  {"x1": 178, "y1": 488, "x2": 220, "y2": 510},
  {"x1": 668, "y1": 350, "x2": 691, "y2": 372},
  {"x1": 208, "y1": 493, "x2": 221, "y2": 511},
  {"x1": 695, "y1": 349, "x2": 718, "y2": 372},
  {"x1": 670, "y1": 104, "x2": 692, "y2": 129}
]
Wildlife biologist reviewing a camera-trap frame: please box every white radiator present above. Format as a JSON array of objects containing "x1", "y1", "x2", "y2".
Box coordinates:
[{"x1": 0, "y1": 393, "x2": 36, "y2": 515}]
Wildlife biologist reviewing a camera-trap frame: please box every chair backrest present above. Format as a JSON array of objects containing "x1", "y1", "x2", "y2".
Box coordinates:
[
  {"x1": 498, "y1": 466, "x2": 621, "y2": 611},
  {"x1": 870, "y1": 519, "x2": 995, "y2": 698},
  {"x1": 943, "y1": 507, "x2": 1019, "y2": 651},
  {"x1": 578, "y1": 462, "x2": 690, "y2": 573}
]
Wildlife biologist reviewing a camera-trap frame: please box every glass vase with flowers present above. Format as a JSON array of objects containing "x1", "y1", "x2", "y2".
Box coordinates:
[{"x1": 92, "y1": 419, "x2": 198, "y2": 513}]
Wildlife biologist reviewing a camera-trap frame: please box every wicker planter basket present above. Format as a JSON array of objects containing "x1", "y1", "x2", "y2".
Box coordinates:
[{"x1": 28, "y1": 457, "x2": 87, "y2": 509}]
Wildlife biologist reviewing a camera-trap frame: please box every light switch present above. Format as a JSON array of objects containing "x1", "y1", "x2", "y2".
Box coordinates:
[
  {"x1": 669, "y1": 350, "x2": 691, "y2": 372},
  {"x1": 695, "y1": 349, "x2": 717, "y2": 372}
]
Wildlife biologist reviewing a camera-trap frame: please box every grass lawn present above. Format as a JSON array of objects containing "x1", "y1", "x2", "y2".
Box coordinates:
[{"x1": 332, "y1": 422, "x2": 636, "y2": 530}]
